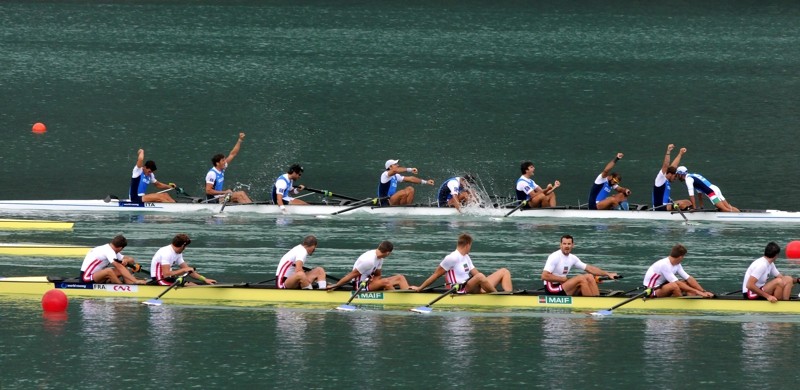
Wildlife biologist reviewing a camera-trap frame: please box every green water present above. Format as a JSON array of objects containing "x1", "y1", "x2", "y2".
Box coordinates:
[{"x1": 2, "y1": 0, "x2": 800, "y2": 388}]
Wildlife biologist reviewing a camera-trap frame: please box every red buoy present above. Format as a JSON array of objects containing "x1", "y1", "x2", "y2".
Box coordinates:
[
  {"x1": 41, "y1": 289, "x2": 68, "y2": 312},
  {"x1": 32, "y1": 122, "x2": 47, "y2": 133},
  {"x1": 787, "y1": 241, "x2": 800, "y2": 259}
]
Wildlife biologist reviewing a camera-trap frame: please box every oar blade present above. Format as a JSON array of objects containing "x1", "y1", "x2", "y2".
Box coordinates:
[
  {"x1": 142, "y1": 298, "x2": 164, "y2": 306},
  {"x1": 590, "y1": 309, "x2": 613, "y2": 316},
  {"x1": 336, "y1": 304, "x2": 358, "y2": 312},
  {"x1": 410, "y1": 306, "x2": 433, "y2": 314}
]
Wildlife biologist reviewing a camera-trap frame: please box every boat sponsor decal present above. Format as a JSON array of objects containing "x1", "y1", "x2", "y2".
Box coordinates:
[
  {"x1": 93, "y1": 284, "x2": 139, "y2": 293},
  {"x1": 55, "y1": 282, "x2": 94, "y2": 290},
  {"x1": 118, "y1": 202, "x2": 155, "y2": 208},
  {"x1": 352, "y1": 291, "x2": 384, "y2": 300},
  {"x1": 538, "y1": 295, "x2": 573, "y2": 305}
]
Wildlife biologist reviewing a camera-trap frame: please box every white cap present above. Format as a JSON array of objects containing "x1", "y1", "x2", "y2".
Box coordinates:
[
  {"x1": 676, "y1": 166, "x2": 688, "y2": 175},
  {"x1": 385, "y1": 159, "x2": 399, "y2": 169}
]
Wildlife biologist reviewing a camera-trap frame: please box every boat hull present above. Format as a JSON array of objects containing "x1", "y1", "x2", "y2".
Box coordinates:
[
  {"x1": 0, "y1": 200, "x2": 799, "y2": 223},
  {"x1": 1, "y1": 276, "x2": 798, "y2": 314}
]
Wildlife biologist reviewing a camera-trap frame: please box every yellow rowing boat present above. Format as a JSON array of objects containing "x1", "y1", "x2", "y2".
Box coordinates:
[
  {"x1": 0, "y1": 219, "x2": 73, "y2": 230},
  {"x1": 0, "y1": 244, "x2": 90, "y2": 257},
  {"x1": 1, "y1": 276, "x2": 799, "y2": 314}
]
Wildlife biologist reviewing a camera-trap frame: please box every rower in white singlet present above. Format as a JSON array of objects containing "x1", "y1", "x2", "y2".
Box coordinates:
[
  {"x1": 275, "y1": 235, "x2": 326, "y2": 289},
  {"x1": 541, "y1": 234, "x2": 618, "y2": 296},
  {"x1": 413, "y1": 233, "x2": 512, "y2": 294},
  {"x1": 327, "y1": 241, "x2": 415, "y2": 291},
  {"x1": 79, "y1": 235, "x2": 144, "y2": 284},
  {"x1": 642, "y1": 244, "x2": 713, "y2": 298}
]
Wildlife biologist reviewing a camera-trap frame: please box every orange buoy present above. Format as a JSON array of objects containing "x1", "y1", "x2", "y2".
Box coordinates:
[
  {"x1": 32, "y1": 122, "x2": 47, "y2": 133},
  {"x1": 787, "y1": 241, "x2": 800, "y2": 259},
  {"x1": 41, "y1": 289, "x2": 68, "y2": 312}
]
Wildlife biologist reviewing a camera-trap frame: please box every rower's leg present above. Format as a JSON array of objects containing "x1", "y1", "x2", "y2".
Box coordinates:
[{"x1": 486, "y1": 268, "x2": 512, "y2": 292}]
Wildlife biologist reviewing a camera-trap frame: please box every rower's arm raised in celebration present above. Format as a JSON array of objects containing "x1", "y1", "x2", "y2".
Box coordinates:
[
  {"x1": 600, "y1": 152, "x2": 624, "y2": 178},
  {"x1": 225, "y1": 132, "x2": 245, "y2": 165}
]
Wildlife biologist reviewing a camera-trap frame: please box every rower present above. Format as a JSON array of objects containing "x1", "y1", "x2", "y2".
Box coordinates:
[
  {"x1": 413, "y1": 233, "x2": 512, "y2": 293},
  {"x1": 588, "y1": 152, "x2": 631, "y2": 210},
  {"x1": 275, "y1": 235, "x2": 326, "y2": 289},
  {"x1": 742, "y1": 242, "x2": 795, "y2": 302},
  {"x1": 204, "y1": 132, "x2": 252, "y2": 204},
  {"x1": 516, "y1": 161, "x2": 560, "y2": 209},
  {"x1": 437, "y1": 174, "x2": 477, "y2": 212},
  {"x1": 674, "y1": 166, "x2": 739, "y2": 212},
  {"x1": 327, "y1": 241, "x2": 415, "y2": 291},
  {"x1": 652, "y1": 144, "x2": 690, "y2": 211},
  {"x1": 130, "y1": 149, "x2": 176, "y2": 203},
  {"x1": 377, "y1": 159, "x2": 434, "y2": 206},
  {"x1": 149, "y1": 234, "x2": 216, "y2": 286},
  {"x1": 541, "y1": 234, "x2": 619, "y2": 296},
  {"x1": 272, "y1": 164, "x2": 308, "y2": 214},
  {"x1": 642, "y1": 244, "x2": 713, "y2": 298},
  {"x1": 79, "y1": 235, "x2": 145, "y2": 285}
]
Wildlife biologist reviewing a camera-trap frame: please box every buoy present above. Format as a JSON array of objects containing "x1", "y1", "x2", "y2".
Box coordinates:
[
  {"x1": 787, "y1": 241, "x2": 800, "y2": 259},
  {"x1": 41, "y1": 289, "x2": 68, "y2": 312},
  {"x1": 32, "y1": 122, "x2": 47, "y2": 133}
]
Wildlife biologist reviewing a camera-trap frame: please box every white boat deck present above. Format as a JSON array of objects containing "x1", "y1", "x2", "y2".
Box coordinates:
[{"x1": 0, "y1": 199, "x2": 798, "y2": 223}]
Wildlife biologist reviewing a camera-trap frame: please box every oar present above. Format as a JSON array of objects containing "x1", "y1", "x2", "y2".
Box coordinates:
[
  {"x1": 331, "y1": 197, "x2": 388, "y2": 216},
  {"x1": 155, "y1": 186, "x2": 176, "y2": 195},
  {"x1": 254, "y1": 277, "x2": 277, "y2": 285},
  {"x1": 174, "y1": 187, "x2": 191, "y2": 197},
  {"x1": 302, "y1": 266, "x2": 342, "y2": 283},
  {"x1": 142, "y1": 272, "x2": 190, "y2": 306},
  {"x1": 304, "y1": 187, "x2": 362, "y2": 202},
  {"x1": 127, "y1": 262, "x2": 150, "y2": 275},
  {"x1": 411, "y1": 277, "x2": 472, "y2": 314},
  {"x1": 253, "y1": 268, "x2": 341, "y2": 286},
  {"x1": 504, "y1": 200, "x2": 527, "y2": 217},
  {"x1": 721, "y1": 289, "x2": 743, "y2": 296},
  {"x1": 336, "y1": 278, "x2": 371, "y2": 311},
  {"x1": 590, "y1": 286, "x2": 658, "y2": 316},
  {"x1": 199, "y1": 195, "x2": 224, "y2": 204}
]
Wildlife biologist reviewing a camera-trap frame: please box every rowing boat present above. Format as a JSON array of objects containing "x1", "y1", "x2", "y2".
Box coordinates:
[
  {"x1": 0, "y1": 199, "x2": 799, "y2": 223},
  {"x1": 0, "y1": 218, "x2": 73, "y2": 230},
  {"x1": 2, "y1": 276, "x2": 799, "y2": 314},
  {"x1": 0, "y1": 244, "x2": 90, "y2": 257}
]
